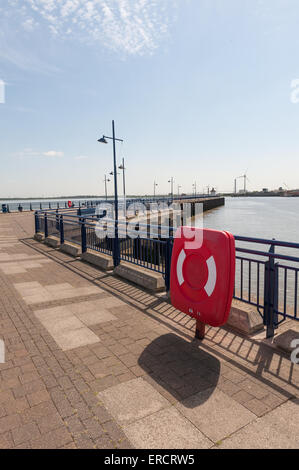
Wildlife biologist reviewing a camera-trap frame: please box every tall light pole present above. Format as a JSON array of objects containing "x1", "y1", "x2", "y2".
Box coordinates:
[
  {"x1": 177, "y1": 185, "x2": 181, "y2": 197},
  {"x1": 118, "y1": 158, "x2": 126, "y2": 218},
  {"x1": 153, "y1": 180, "x2": 158, "y2": 199},
  {"x1": 98, "y1": 120, "x2": 123, "y2": 267},
  {"x1": 192, "y1": 182, "x2": 197, "y2": 197},
  {"x1": 104, "y1": 174, "x2": 110, "y2": 201},
  {"x1": 168, "y1": 177, "x2": 174, "y2": 200}
]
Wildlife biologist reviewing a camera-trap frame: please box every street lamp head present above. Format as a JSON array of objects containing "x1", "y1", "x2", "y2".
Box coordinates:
[
  {"x1": 98, "y1": 136, "x2": 108, "y2": 144},
  {"x1": 118, "y1": 164, "x2": 125, "y2": 170},
  {"x1": 109, "y1": 171, "x2": 114, "y2": 175}
]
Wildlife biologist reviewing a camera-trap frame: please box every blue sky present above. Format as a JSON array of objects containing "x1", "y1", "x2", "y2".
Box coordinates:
[{"x1": 1, "y1": 0, "x2": 299, "y2": 197}]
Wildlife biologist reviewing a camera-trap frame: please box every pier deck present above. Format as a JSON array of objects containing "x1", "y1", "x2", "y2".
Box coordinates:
[{"x1": 0, "y1": 212, "x2": 298, "y2": 449}]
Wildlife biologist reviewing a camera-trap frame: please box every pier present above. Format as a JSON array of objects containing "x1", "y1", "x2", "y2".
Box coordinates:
[
  {"x1": 0, "y1": 212, "x2": 298, "y2": 449},
  {"x1": 1, "y1": 195, "x2": 225, "y2": 214}
]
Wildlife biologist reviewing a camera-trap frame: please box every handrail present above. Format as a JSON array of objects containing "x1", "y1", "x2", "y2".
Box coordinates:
[
  {"x1": 39, "y1": 211, "x2": 299, "y2": 262},
  {"x1": 35, "y1": 209, "x2": 299, "y2": 337},
  {"x1": 235, "y1": 235, "x2": 299, "y2": 249}
]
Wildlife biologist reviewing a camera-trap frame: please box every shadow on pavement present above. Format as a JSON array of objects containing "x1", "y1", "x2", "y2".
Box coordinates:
[{"x1": 138, "y1": 333, "x2": 220, "y2": 407}]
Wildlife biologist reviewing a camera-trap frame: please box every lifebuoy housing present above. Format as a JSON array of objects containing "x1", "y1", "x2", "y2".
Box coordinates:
[{"x1": 170, "y1": 227, "x2": 235, "y2": 327}]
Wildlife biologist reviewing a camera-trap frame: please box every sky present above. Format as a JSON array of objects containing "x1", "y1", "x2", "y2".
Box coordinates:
[{"x1": 1, "y1": 0, "x2": 299, "y2": 198}]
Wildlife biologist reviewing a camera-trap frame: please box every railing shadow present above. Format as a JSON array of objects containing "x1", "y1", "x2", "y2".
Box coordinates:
[
  {"x1": 138, "y1": 333, "x2": 220, "y2": 406},
  {"x1": 22, "y1": 237, "x2": 298, "y2": 399}
]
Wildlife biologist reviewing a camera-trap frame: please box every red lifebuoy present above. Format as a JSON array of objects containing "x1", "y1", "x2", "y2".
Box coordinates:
[
  {"x1": 68, "y1": 200, "x2": 72, "y2": 208},
  {"x1": 170, "y1": 227, "x2": 235, "y2": 327}
]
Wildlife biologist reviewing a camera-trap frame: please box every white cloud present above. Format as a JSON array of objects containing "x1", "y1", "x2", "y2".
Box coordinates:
[
  {"x1": 22, "y1": 17, "x2": 37, "y2": 31},
  {"x1": 4, "y1": 0, "x2": 178, "y2": 56},
  {"x1": 43, "y1": 150, "x2": 64, "y2": 157},
  {"x1": 17, "y1": 149, "x2": 64, "y2": 158}
]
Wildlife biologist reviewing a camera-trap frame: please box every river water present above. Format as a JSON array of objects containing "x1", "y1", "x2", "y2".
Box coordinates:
[
  {"x1": 203, "y1": 197, "x2": 299, "y2": 244},
  {"x1": 202, "y1": 197, "x2": 299, "y2": 314}
]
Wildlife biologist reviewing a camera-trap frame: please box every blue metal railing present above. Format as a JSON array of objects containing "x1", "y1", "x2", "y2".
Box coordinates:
[
  {"x1": 34, "y1": 210, "x2": 299, "y2": 337},
  {"x1": 2, "y1": 194, "x2": 218, "y2": 213}
]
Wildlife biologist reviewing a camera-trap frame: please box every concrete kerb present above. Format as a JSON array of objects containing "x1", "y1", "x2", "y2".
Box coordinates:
[
  {"x1": 44, "y1": 236, "x2": 60, "y2": 248},
  {"x1": 226, "y1": 300, "x2": 264, "y2": 336},
  {"x1": 81, "y1": 249, "x2": 114, "y2": 271},
  {"x1": 59, "y1": 241, "x2": 81, "y2": 257},
  {"x1": 273, "y1": 328, "x2": 299, "y2": 354},
  {"x1": 34, "y1": 232, "x2": 45, "y2": 242},
  {"x1": 114, "y1": 261, "x2": 165, "y2": 293}
]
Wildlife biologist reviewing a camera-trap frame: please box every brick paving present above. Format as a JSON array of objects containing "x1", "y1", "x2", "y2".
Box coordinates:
[{"x1": 0, "y1": 212, "x2": 298, "y2": 449}]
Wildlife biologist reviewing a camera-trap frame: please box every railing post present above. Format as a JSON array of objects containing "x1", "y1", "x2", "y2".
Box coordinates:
[
  {"x1": 59, "y1": 216, "x2": 64, "y2": 245},
  {"x1": 113, "y1": 233, "x2": 120, "y2": 267},
  {"x1": 44, "y1": 213, "x2": 48, "y2": 238},
  {"x1": 34, "y1": 212, "x2": 39, "y2": 234},
  {"x1": 55, "y1": 209, "x2": 59, "y2": 232},
  {"x1": 81, "y1": 218, "x2": 87, "y2": 253},
  {"x1": 264, "y1": 243, "x2": 278, "y2": 338},
  {"x1": 164, "y1": 238, "x2": 172, "y2": 293}
]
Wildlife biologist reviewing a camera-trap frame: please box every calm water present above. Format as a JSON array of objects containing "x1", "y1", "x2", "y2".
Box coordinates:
[
  {"x1": 203, "y1": 197, "x2": 299, "y2": 311},
  {"x1": 203, "y1": 197, "x2": 299, "y2": 244}
]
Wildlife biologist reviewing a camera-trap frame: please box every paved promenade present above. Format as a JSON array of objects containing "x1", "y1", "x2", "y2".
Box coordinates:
[{"x1": 0, "y1": 213, "x2": 298, "y2": 449}]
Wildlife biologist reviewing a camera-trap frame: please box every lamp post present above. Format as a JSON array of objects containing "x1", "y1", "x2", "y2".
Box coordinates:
[
  {"x1": 192, "y1": 182, "x2": 197, "y2": 197},
  {"x1": 168, "y1": 177, "x2": 174, "y2": 201},
  {"x1": 118, "y1": 158, "x2": 126, "y2": 218},
  {"x1": 153, "y1": 181, "x2": 158, "y2": 199},
  {"x1": 104, "y1": 174, "x2": 110, "y2": 201},
  {"x1": 98, "y1": 120, "x2": 123, "y2": 267},
  {"x1": 177, "y1": 185, "x2": 181, "y2": 197}
]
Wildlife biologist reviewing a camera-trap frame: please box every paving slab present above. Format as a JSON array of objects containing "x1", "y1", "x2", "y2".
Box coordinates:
[
  {"x1": 34, "y1": 303, "x2": 113, "y2": 350},
  {"x1": 34, "y1": 306, "x2": 74, "y2": 321},
  {"x1": 0, "y1": 259, "x2": 52, "y2": 274},
  {"x1": 42, "y1": 316, "x2": 84, "y2": 334},
  {"x1": 124, "y1": 407, "x2": 213, "y2": 449},
  {"x1": 76, "y1": 309, "x2": 117, "y2": 326},
  {"x1": 14, "y1": 281, "x2": 101, "y2": 304},
  {"x1": 0, "y1": 253, "x2": 44, "y2": 261},
  {"x1": 98, "y1": 378, "x2": 170, "y2": 425},
  {"x1": 66, "y1": 298, "x2": 112, "y2": 314},
  {"x1": 53, "y1": 327, "x2": 100, "y2": 351},
  {"x1": 219, "y1": 399, "x2": 299, "y2": 449},
  {"x1": 176, "y1": 388, "x2": 255, "y2": 443}
]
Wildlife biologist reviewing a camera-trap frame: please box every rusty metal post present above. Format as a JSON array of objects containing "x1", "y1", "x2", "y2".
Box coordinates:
[{"x1": 195, "y1": 318, "x2": 205, "y2": 339}]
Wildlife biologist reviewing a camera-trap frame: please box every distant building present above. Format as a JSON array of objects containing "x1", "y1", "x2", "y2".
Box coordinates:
[{"x1": 262, "y1": 188, "x2": 269, "y2": 193}]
